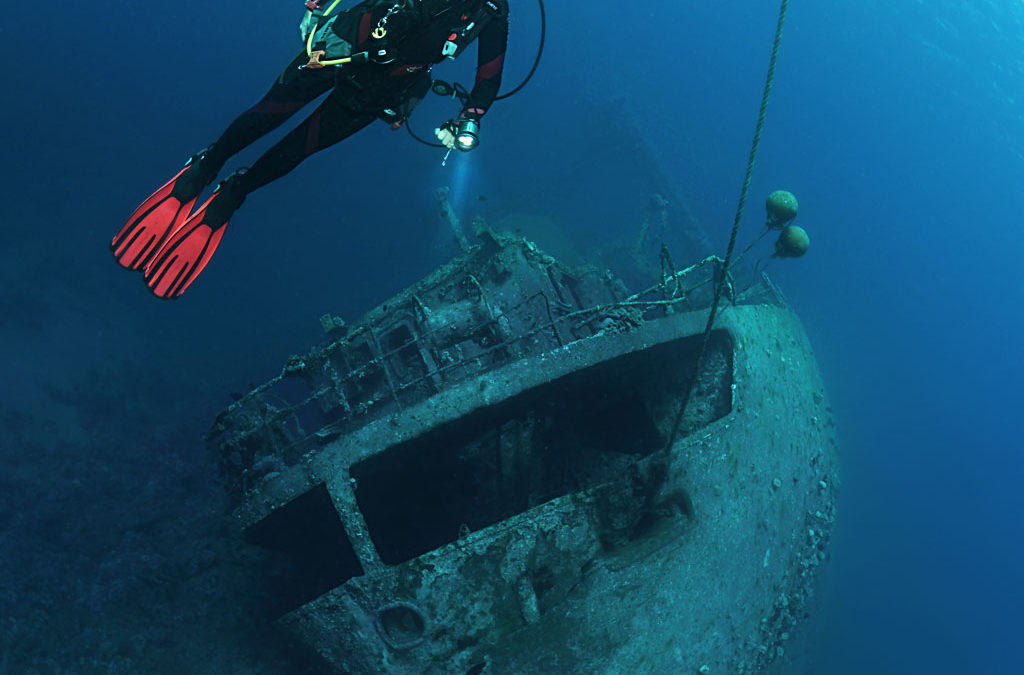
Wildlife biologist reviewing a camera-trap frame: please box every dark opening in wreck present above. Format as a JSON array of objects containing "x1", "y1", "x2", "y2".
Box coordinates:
[
  {"x1": 353, "y1": 330, "x2": 731, "y2": 566},
  {"x1": 243, "y1": 484, "x2": 364, "y2": 615}
]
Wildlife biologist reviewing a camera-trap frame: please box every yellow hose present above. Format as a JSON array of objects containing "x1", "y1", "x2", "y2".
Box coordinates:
[{"x1": 306, "y1": 0, "x2": 356, "y2": 66}]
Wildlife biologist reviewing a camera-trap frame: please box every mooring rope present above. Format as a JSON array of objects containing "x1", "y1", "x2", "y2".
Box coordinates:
[{"x1": 663, "y1": 0, "x2": 790, "y2": 453}]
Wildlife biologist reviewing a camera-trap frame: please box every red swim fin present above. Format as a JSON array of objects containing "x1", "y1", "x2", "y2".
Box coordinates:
[
  {"x1": 111, "y1": 164, "x2": 198, "y2": 271},
  {"x1": 143, "y1": 172, "x2": 245, "y2": 299}
]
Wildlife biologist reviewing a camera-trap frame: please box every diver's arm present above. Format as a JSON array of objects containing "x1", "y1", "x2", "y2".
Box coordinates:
[{"x1": 462, "y1": 3, "x2": 509, "y2": 120}]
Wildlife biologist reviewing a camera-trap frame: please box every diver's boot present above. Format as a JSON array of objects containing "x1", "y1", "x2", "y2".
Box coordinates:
[{"x1": 167, "y1": 146, "x2": 221, "y2": 205}]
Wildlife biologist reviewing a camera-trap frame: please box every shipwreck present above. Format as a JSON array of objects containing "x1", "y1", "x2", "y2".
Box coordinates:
[{"x1": 207, "y1": 198, "x2": 838, "y2": 673}]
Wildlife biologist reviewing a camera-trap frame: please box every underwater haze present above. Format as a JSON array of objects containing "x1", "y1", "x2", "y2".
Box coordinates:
[{"x1": 1, "y1": 0, "x2": 1022, "y2": 673}]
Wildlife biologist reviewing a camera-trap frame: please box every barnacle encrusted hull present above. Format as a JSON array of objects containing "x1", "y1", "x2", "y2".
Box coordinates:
[{"x1": 208, "y1": 231, "x2": 838, "y2": 674}]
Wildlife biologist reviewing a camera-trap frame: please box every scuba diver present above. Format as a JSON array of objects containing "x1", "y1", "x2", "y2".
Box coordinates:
[{"x1": 112, "y1": 0, "x2": 510, "y2": 298}]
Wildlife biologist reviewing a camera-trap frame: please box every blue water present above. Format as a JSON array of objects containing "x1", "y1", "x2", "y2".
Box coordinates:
[{"x1": 2, "y1": 1, "x2": 1022, "y2": 672}]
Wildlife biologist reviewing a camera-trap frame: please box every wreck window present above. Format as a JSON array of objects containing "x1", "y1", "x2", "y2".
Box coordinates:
[
  {"x1": 336, "y1": 339, "x2": 389, "y2": 403},
  {"x1": 244, "y1": 483, "x2": 363, "y2": 614},
  {"x1": 351, "y1": 330, "x2": 733, "y2": 565},
  {"x1": 266, "y1": 374, "x2": 328, "y2": 457}
]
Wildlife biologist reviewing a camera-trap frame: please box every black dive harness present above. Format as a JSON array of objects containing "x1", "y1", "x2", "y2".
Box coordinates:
[
  {"x1": 300, "y1": 0, "x2": 505, "y2": 70},
  {"x1": 298, "y1": 0, "x2": 546, "y2": 149}
]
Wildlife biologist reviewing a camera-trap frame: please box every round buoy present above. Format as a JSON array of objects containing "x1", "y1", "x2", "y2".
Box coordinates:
[
  {"x1": 766, "y1": 190, "x2": 799, "y2": 229},
  {"x1": 773, "y1": 225, "x2": 810, "y2": 258}
]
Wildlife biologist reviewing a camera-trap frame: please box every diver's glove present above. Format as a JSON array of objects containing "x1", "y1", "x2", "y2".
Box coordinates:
[
  {"x1": 435, "y1": 115, "x2": 481, "y2": 152},
  {"x1": 435, "y1": 121, "x2": 458, "y2": 150}
]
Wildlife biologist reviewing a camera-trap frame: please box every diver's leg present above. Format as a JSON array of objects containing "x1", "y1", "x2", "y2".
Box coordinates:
[
  {"x1": 142, "y1": 87, "x2": 377, "y2": 297},
  {"x1": 116, "y1": 53, "x2": 327, "y2": 270},
  {"x1": 198, "y1": 51, "x2": 337, "y2": 179},
  {"x1": 233, "y1": 87, "x2": 377, "y2": 195}
]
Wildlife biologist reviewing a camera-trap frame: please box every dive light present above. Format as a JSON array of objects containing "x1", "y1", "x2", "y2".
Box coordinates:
[{"x1": 455, "y1": 117, "x2": 479, "y2": 151}]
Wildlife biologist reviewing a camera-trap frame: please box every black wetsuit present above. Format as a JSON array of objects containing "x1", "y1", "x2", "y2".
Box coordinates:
[{"x1": 202, "y1": 0, "x2": 509, "y2": 197}]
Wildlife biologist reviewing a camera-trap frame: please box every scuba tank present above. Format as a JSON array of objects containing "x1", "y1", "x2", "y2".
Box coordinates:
[{"x1": 300, "y1": 0, "x2": 376, "y2": 69}]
